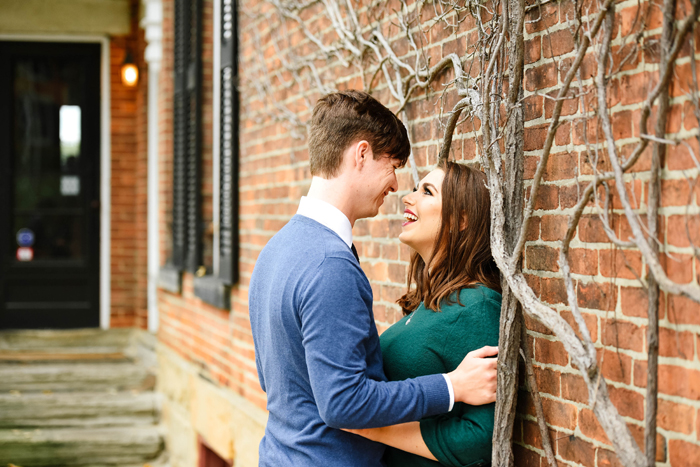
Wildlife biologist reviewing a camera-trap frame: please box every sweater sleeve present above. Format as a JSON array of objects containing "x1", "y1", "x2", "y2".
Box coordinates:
[
  {"x1": 300, "y1": 256, "x2": 450, "y2": 429},
  {"x1": 420, "y1": 291, "x2": 501, "y2": 466}
]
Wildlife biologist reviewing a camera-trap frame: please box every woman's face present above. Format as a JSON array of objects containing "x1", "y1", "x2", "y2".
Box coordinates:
[{"x1": 399, "y1": 168, "x2": 445, "y2": 261}]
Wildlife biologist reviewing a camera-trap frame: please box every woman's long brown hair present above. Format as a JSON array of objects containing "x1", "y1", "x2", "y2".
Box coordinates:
[{"x1": 397, "y1": 160, "x2": 501, "y2": 315}]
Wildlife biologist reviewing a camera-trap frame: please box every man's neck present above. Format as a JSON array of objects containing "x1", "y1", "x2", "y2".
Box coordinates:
[{"x1": 306, "y1": 176, "x2": 358, "y2": 226}]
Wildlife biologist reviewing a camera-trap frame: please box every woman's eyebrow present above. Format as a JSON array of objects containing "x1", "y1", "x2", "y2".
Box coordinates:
[{"x1": 423, "y1": 182, "x2": 439, "y2": 193}]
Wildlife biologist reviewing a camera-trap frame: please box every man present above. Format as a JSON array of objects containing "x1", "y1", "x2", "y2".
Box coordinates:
[{"x1": 249, "y1": 91, "x2": 498, "y2": 466}]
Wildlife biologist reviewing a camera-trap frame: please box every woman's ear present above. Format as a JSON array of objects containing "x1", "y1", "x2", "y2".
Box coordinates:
[{"x1": 459, "y1": 212, "x2": 468, "y2": 231}]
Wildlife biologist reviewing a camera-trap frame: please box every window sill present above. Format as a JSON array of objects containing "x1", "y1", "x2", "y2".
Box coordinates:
[
  {"x1": 158, "y1": 264, "x2": 182, "y2": 294},
  {"x1": 194, "y1": 275, "x2": 231, "y2": 310}
]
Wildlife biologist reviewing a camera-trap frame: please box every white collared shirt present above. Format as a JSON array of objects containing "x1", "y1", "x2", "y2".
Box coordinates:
[
  {"x1": 295, "y1": 195, "x2": 455, "y2": 411},
  {"x1": 296, "y1": 196, "x2": 353, "y2": 247}
]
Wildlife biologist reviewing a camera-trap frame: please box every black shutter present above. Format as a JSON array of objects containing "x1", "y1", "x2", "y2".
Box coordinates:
[
  {"x1": 173, "y1": 0, "x2": 203, "y2": 273},
  {"x1": 218, "y1": 0, "x2": 239, "y2": 284}
]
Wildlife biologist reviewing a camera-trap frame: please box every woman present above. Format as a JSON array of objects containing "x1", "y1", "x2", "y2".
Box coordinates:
[{"x1": 347, "y1": 160, "x2": 501, "y2": 467}]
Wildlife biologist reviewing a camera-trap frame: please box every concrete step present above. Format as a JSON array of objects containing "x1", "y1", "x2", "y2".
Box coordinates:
[
  {"x1": 0, "y1": 329, "x2": 137, "y2": 363},
  {"x1": 0, "y1": 362, "x2": 154, "y2": 393},
  {"x1": 0, "y1": 426, "x2": 165, "y2": 466},
  {"x1": 0, "y1": 391, "x2": 161, "y2": 428}
]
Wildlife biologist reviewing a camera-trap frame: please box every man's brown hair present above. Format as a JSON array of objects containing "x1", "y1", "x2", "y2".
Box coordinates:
[
  {"x1": 398, "y1": 160, "x2": 501, "y2": 314},
  {"x1": 308, "y1": 90, "x2": 411, "y2": 178}
]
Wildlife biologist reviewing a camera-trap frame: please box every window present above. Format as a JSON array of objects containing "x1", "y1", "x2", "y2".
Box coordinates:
[{"x1": 161, "y1": 0, "x2": 239, "y2": 309}]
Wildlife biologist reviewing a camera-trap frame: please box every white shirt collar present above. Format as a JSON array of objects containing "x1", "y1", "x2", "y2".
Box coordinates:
[{"x1": 296, "y1": 196, "x2": 353, "y2": 247}]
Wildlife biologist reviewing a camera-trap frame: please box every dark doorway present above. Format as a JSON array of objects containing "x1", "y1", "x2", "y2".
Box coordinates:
[{"x1": 0, "y1": 41, "x2": 101, "y2": 329}]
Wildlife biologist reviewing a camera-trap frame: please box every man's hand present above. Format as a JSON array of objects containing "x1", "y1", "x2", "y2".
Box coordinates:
[{"x1": 447, "y1": 345, "x2": 498, "y2": 405}]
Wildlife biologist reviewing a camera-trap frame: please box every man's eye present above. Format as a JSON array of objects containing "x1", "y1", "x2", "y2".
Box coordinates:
[{"x1": 412, "y1": 187, "x2": 418, "y2": 192}]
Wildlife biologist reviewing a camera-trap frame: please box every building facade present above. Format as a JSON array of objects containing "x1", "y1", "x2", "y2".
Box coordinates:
[{"x1": 2, "y1": 0, "x2": 700, "y2": 466}]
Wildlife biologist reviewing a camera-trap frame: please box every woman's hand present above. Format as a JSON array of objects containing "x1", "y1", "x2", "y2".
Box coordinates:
[{"x1": 342, "y1": 422, "x2": 438, "y2": 461}]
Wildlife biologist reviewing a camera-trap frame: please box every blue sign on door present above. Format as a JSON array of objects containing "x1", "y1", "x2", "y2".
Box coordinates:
[{"x1": 16, "y1": 228, "x2": 35, "y2": 247}]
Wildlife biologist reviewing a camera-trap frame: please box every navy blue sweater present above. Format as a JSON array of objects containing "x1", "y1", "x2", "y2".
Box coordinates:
[{"x1": 249, "y1": 215, "x2": 450, "y2": 466}]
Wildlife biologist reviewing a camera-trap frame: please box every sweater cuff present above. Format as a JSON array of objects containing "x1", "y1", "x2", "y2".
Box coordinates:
[
  {"x1": 417, "y1": 373, "x2": 452, "y2": 416},
  {"x1": 442, "y1": 374, "x2": 455, "y2": 411}
]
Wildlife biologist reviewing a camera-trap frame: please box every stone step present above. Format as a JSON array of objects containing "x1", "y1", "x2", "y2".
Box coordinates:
[
  {"x1": 0, "y1": 426, "x2": 165, "y2": 466},
  {"x1": 0, "y1": 391, "x2": 161, "y2": 428},
  {"x1": 0, "y1": 329, "x2": 136, "y2": 363},
  {"x1": 0, "y1": 362, "x2": 154, "y2": 393}
]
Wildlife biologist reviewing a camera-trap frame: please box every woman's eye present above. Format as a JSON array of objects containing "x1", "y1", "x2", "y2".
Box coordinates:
[
  {"x1": 423, "y1": 188, "x2": 432, "y2": 196},
  {"x1": 412, "y1": 187, "x2": 418, "y2": 192}
]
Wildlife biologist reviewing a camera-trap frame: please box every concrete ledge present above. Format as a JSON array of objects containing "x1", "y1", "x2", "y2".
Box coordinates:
[
  {"x1": 193, "y1": 275, "x2": 231, "y2": 310},
  {"x1": 156, "y1": 344, "x2": 267, "y2": 467},
  {"x1": 158, "y1": 265, "x2": 182, "y2": 294},
  {"x1": 0, "y1": 0, "x2": 131, "y2": 36}
]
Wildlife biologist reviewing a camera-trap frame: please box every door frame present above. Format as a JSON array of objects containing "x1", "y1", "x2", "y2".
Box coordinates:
[{"x1": 0, "y1": 34, "x2": 111, "y2": 329}]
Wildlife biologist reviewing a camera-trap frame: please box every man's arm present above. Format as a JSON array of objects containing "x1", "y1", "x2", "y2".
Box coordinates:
[{"x1": 300, "y1": 258, "x2": 498, "y2": 429}]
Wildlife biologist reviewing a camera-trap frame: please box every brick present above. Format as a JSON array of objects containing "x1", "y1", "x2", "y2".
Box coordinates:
[
  {"x1": 561, "y1": 372, "x2": 588, "y2": 404},
  {"x1": 669, "y1": 440, "x2": 700, "y2": 467},
  {"x1": 522, "y1": 419, "x2": 544, "y2": 450},
  {"x1": 512, "y1": 444, "x2": 542, "y2": 467},
  {"x1": 577, "y1": 281, "x2": 615, "y2": 311},
  {"x1": 667, "y1": 136, "x2": 700, "y2": 170},
  {"x1": 540, "y1": 215, "x2": 567, "y2": 241},
  {"x1": 579, "y1": 215, "x2": 612, "y2": 243},
  {"x1": 542, "y1": 398, "x2": 578, "y2": 430},
  {"x1": 609, "y1": 386, "x2": 645, "y2": 421},
  {"x1": 543, "y1": 152, "x2": 577, "y2": 181},
  {"x1": 526, "y1": 245, "x2": 560, "y2": 272},
  {"x1": 602, "y1": 318, "x2": 645, "y2": 352},
  {"x1": 558, "y1": 434, "x2": 596, "y2": 466},
  {"x1": 535, "y1": 338, "x2": 569, "y2": 367},
  {"x1": 599, "y1": 249, "x2": 643, "y2": 280},
  {"x1": 601, "y1": 349, "x2": 632, "y2": 384},
  {"x1": 542, "y1": 277, "x2": 568, "y2": 304},
  {"x1": 597, "y1": 448, "x2": 624, "y2": 467},
  {"x1": 558, "y1": 184, "x2": 580, "y2": 209},
  {"x1": 657, "y1": 399, "x2": 695, "y2": 434},
  {"x1": 524, "y1": 37, "x2": 542, "y2": 65},
  {"x1": 580, "y1": 408, "x2": 610, "y2": 443},
  {"x1": 560, "y1": 309, "x2": 598, "y2": 342},
  {"x1": 532, "y1": 185, "x2": 559, "y2": 210},
  {"x1": 524, "y1": 124, "x2": 550, "y2": 151},
  {"x1": 544, "y1": 92, "x2": 579, "y2": 119},
  {"x1": 533, "y1": 366, "x2": 561, "y2": 397},
  {"x1": 525, "y1": 63, "x2": 558, "y2": 92},
  {"x1": 668, "y1": 293, "x2": 700, "y2": 328},
  {"x1": 569, "y1": 248, "x2": 598, "y2": 275},
  {"x1": 658, "y1": 365, "x2": 700, "y2": 399},
  {"x1": 523, "y1": 94, "x2": 544, "y2": 121},
  {"x1": 542, "y1": 28, "x2": 575, "y2": 58},
  {"x1": 667, "y1": 214, "x2": 700, "y2": 248},
  {"x1": 659, "y1": 327, "x2": 695, "y2": 359}
]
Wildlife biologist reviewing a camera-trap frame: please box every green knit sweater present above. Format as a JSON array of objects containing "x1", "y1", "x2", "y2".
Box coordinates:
[{"x1": 380, "y1": 285, "x2": 501, "y2": 467}]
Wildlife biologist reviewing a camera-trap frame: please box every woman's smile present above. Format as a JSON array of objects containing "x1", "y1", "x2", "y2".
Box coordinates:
[{"x1": 402, "y1": 209, "x2": 418, "y2": 226}]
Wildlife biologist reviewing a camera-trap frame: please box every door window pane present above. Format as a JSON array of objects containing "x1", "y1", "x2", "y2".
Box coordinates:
[{"x1": 12, "y1": 57, "x2": 87, "y2": 261}]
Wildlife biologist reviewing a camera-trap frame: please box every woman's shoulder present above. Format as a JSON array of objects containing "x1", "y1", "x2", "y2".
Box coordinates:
[{"x1": 454, "y1": 285, "x2": 502, "y2": 309}]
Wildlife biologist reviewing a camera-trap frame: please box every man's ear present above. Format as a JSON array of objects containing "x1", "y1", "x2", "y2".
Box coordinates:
[{"x1": 354, "y1": 140, "x2": 371, "y2": 169}]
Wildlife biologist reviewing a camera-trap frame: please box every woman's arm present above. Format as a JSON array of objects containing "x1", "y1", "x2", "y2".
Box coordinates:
[{"x1": 344, "y1": 422, "x2": 438, "y2": 461}]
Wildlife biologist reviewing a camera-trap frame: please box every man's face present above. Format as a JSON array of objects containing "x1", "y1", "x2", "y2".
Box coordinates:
[{"x1": 357, "y1": 152, "x2": 401, "y2": 219}]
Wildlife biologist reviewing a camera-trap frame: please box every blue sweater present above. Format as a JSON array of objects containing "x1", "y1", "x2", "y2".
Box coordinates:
[{"x1": 249, "y1": 215, "x2": 450, "y2": 466}]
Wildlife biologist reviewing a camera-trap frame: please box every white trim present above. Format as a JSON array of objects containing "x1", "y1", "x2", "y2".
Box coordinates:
[
  {"x1": 0, "y1": 33, "x2": 112, "y2": 329},
  {"x1": 141, "y1": 0, "x2": 163, "y2": 332},
  {"x1": 212, "y1": 0, "x2": 222, "y2": 276}
]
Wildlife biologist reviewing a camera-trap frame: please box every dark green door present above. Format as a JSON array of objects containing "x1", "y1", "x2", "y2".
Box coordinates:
[{"x1": 0, "y1": 41, "x2": 101, "y2": 329}]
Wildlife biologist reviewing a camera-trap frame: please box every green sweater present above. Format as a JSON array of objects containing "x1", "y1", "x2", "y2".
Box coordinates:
[{"x1": 380, "y1": 286, "x2": 501, "y2": 467}]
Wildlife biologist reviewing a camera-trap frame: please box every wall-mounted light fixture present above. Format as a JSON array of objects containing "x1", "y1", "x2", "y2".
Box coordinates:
[{"x1": 121, "y1": 51, "x2": 139, "y2": 87}]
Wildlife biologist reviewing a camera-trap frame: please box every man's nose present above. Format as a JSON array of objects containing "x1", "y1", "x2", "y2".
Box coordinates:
[{"x1": 388, "y1": 174, "x2": 398, "y2": 193}]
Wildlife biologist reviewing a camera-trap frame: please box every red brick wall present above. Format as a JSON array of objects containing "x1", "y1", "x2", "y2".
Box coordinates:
[
  {"x1": 156, "y1": 0, "x2": 700, "y2": 464},
  {"x1": 110, "y1": 0, "x2": 149, "y2": 329}
]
